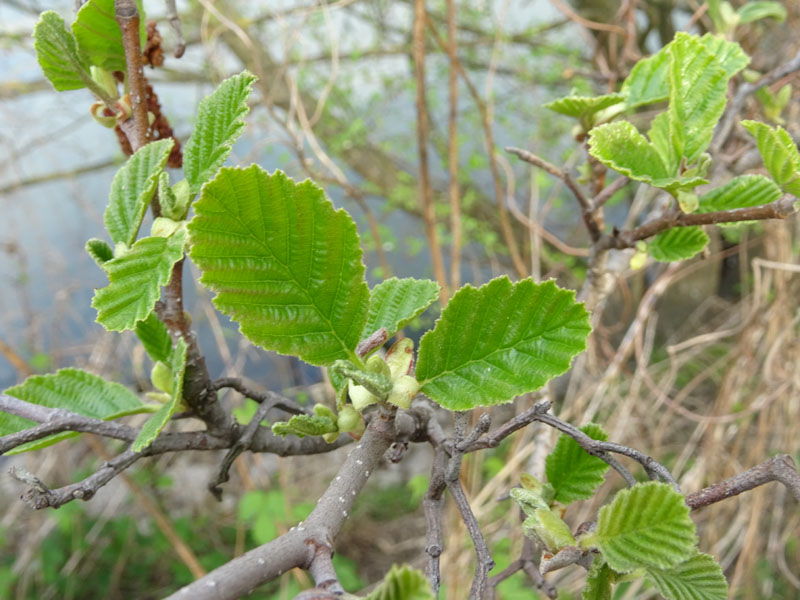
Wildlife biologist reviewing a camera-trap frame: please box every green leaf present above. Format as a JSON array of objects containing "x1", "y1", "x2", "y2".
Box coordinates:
[
  {"x1": 271, "y1": 414, "x2": 337, "y2": 438},
  {"x1": 736, "y1": 1, "x2": 786, "y2": 24},
  {"x1": 741, "y1": 120, "x2": 800, "y2": 196},
  {"x1": 667, "y1": 33, "x2": 729, "y2": 165},
  {"x1": 648, "y1": 227, "x2": 709, "y2": 262},
  {"x1": 697, "y1": 174, "x2": 781, "y2": 212},
  {"x1": 621, "y1": 48, "x2": 669, "y2": 109},
  {"x1": 582, "y1": 558, "x2": 616, "y2": 600},
  {"x1": 364, "y1": 564, "x2": 435, "y2": 600},
  {"x1": 646, "y1": 552, "x2": 728, "y2": 600},
  {"x1": 86, "y1": 238, "x2": 113, "y2": 267},
  {"x1": 697, "y1": 34, "x2": 750, "y2": 78},
  {"x1": 522, "y1": 508, "x2": 577, "y2": 553},
  {"x1": 588, "y1": 122, "x2": 671, "y2": 184},
  {"x1": 183, "y1": 71, "x2": 257, "y2": 196},
  {"x1": 135, "y1": 312, "x2": 173, "y2": 363},
  {"x1": 416, "y1": 277, "x2": 591, "y2": 410},
  {"x1": 188, "y1": 166, "x2": 370, "y2": 366},
  {"x1": 546, "y1": 423, "x2": 610, "y2": 504},
  {"x1": 72, "y1": 0, "x2": 147, "y2": 72},
  {"x1": 589, "y1": 482, "x2": 697, "y2": 572},
  {"x1": 544, "y1": 93, "x2": 625, "y2": 125},
  {"x1": 33, "y1": 11, "x2": 93, "y2": 92},
  {"x1": 92, "y1": 231, "x2": 186, "y2": 331},
  {"x1": 1, "y1": 369, "x2": 143, "y2": 454},
  {"x1": 105, "y1": 138, "x2": 175, "y2": 247},
  {"x1": 364, "y1": 278, "x2": 439, "y2": 339},
  {"x1": 132, "y1": 338, "x2": 187, "y2": 452}
]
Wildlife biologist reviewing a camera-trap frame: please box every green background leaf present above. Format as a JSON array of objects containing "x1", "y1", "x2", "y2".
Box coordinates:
[
  {"x1": 698, "y1": 174, "x2": 781, "y2": 212},
  {"x1": 72, "y1": 0, "x2": 146, "y2": 72},
  {"x1": 183, "y1": 71, "x2": 257, "y2": 196},
  {"x1": 737, "y1": 1, "x2": 786, "y2": 24},
  {"x1": 105, "y1": 139, "x2": 174, "y2": 247},
  {"x1": 1, "y1": 369, "x2": 143, "y2": 454},
  {"x1": 135, "y1": 313, "x2": 173, "y2": 363},
  {"x1": 132, "y1": 339, "x2": 187, "y2": 452},
  {"x1": 92, "y1": 231, "x2": 186, "y2": 331},
  {"x1": 417, "y1": 277, "x2": 591, "y2": 410},
  {"x1": 188, "y1": 166, "x2": 369, "y2": 366},
  {"x1": 646, "y1": 552, "x2": 728, "y2": 600},
  {"x1": 741, "y1": 120, "x2": 800, "y2": 196},
  {"x1": 546, "y1": 423, "x2": 610, "y2": 504},
  {"x1": 648, "y1": 227, "x2": 709, "y2": 262},
  {"x1": 364, "y1": 564, "x2": 435, "y2": 600},
  {"x1": 591, "y1": 482, "x2": 697, "y2": 572},
  {"x1": 33, "y1": 11, "x2": 92, "y2": 92},
  {"x1": 364, "y1": 278, "x2": 439, "y2": 340}
]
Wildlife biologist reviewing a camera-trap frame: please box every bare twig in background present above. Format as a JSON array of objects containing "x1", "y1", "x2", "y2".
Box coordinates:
[
  {"x1": 446, "y1": 0, "x2": 462, "y2": 292},
  {"x1": 164, "y1": 0, "x2": 186, "y2": 58},
  {"x1": 413, "y1": 0, "x2": 449, "y2": 303}
]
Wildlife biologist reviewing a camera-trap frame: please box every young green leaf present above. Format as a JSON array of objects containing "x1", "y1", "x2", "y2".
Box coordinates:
[
  {"x1": 132, "y1": 338, "x2": 187, "y2": 452},
  {"x1": 667, "y1": 33, "x2": 729, "y2": 165},
  {"x1": 92, "y1": 231, "x2": 186, "y2": 331},
  {"x1": 363, "y1": 278, "x2": 439, "y2": 340},
  {"x1": 588, "y1": 122, "x2": 670, "y2": 185},
  {"x1": 105, "y1": 138, "x2": 175, "y2": 247},
  {"x1": 271, "y1": 414, "x2": 338, "y2": 438},
  {"x1": 648, "y1": 227, "x2": 709, "y2": 262},
  {"x1": 544, "y1": 93, "x2": 625, "y2": 127},
  {"x1": 1, "y1": 369, "x2": 143, "y2": 454},
  {"x1": 736, "y1": 1, "x2": 786, "y2": 24},
  {"x1": 545, "y1": 422, "x2": 610, "y2": 504},
  {"x1": 582, "y1": 558, "x2": 616, "y2": 600},
  {"x1": 522, "y1": 508, "x2": 577, "y2": 553},
  {"x1": 188, "y1": 166, "x2": 369, "y2": 366},
  {"x1": 741, "y1": 120, "x2": 800, "y2": 196},
  {"x1": 416, "y1": 277, "x2": 591, "y2": 410},
  {"x1": 183, "y1": 71, "x2": 257, "y2": 196},
  {"x1": 72, "y1": 0, "x2": 146, "y2": 72},
  {"x1": 697, "y1": 174, "x2": 781, "y2": 212},
  {"x1": 620, "y1": 48, "x2": 669, "y2": 109},
  {"x1": 86, "y1": 238, "x2": 113, "y2": 267},
  {"x1": 135, "y1": 312, "x2": 173, "y2": 363},
  {"x1": 364, "y1": 564, "x2": 435, "y2": 600},
  {"x1": 588, "y1": 482, "x2": 697, "y2": 572},
  {"x1": 33, "y1": 11, "x2": 93, "y2": 92},
  {"x1": 645, "y1": 552, "x2": 728, "y2": 600},
  {"x1": 697, "y1": 34, "x2": 750, "y2": 78}
]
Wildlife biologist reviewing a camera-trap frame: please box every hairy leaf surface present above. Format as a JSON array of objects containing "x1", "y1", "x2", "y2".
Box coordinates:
[
  {"x1": 588, "y1": 122, "x2": 670, "y2": 185},
  {"x1": 364, "y1": 565, "x2": 435, "y2": 600},
  {"x1": 135, "y1": 312, "x2": 173, "y2": 363},
  {"x1": 697, "y1": 174, "x2": 781, "y2": 212},
  {"x1": 1, "y1": 369, "x2": 143, "y2": 454},
  {"x1": 416, "y1": 277, "x2": 590, "y2": 410},
  {"x1": 741, "y1": 121, "x2": 800, "y2": 196},
  {"x1": 364, "y1": 278, "x2": 439, "y2": 339},
  {"x1": 183, "y1": 72, "x2": 257, "y2": 196},
  {"x1": 697, "y1": 34, "x2": 750, "y2": 78},
  {"x1": 667, "y1": 33, "x2": 729, "y2": 165},
  {"x1": 132, "y1": 339, "x2": 187, "y2": 452},
  {"x1": 86, "y1": 238, "x2": 113, "y2": 267},
  {"x1": 92, "y1": 231, "x2": 186, "y2": 331},
  {"x1": 105, "y1": 139, "x2": 174, "y2": 246},
  {"x1": 72, "y1": 0, "x2": 146, "y2": 72},
  {"x1": 544, "y1": 93, "x2": 625, "y2": 122},
  {"x1": 582, "y1": 558, "x2": 616, "y2": 600},
  {"x1": 591, "y1": 482, "x2": 697, "y2": 572},
  {"x1": 621, "y1": 48, "x2": 669, "y2": 109},
  {"x1": 645, "y1": 552, "x2": 728, "y2": 600},
  {"x1": 546, "y1": 423, "x2": 609, "y2": 504},
  {"x1": 188, "y1": 166, "x2": 369, "y2": 366},
  {"x1": 648, "y1": 227, "x2": 709, "y2": 262},
  {"x1": 33, "y1": 11, "x2": 92, "y2": 92}
]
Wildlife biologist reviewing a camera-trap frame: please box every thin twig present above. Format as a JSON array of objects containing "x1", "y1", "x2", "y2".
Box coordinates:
[
  {"x1": 164, "y1": 0, "x2": 186, "y2": 58},
  {"x1": 446, "y1": 0, "x2": 462, "y2": 292},
  {"x1": 413, "y1": 0, "x2": 449, "y2": 303},
  {"x1": 591, "y1": 176, "x2": 629, "y2": 210},
  {"x1": 211, "y1": 377, "x2": 307, "y2": 415}
]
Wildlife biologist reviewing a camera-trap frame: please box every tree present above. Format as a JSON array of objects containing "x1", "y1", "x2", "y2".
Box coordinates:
[{"x1": 1, "y1": 1, "x2": 799, "y2": 599}]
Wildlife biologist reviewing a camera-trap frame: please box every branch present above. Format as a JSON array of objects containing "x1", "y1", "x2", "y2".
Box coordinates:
[
  {"x1": 211, "y1": 377, "x2": 307, "y2": 415},
  {"x1": 602, "y1": 195, "x2": 798, "y2": 250},
  {"x1": 115, "y1": 0, "x2": 150, "y2": 152},
  {"x1": 164, "y1": 0, "x2": 186, "y2": 58},
  {"x1": 488, "y1": 537, "x2": 557, "y2": 600},
  {"x1": 687, "y1": 454, "x2": 800, "y2": 509},
  {"x1": 164, "y1": 412, "x2": 396, "y2": 599},
  {"x1": 506, "y1": 146, "x2": 603, "y2": 242}
]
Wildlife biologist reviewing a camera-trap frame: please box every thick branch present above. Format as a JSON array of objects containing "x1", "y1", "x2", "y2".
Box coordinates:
[{"x1": 115, "y1": 0, "x2": 150, "y2": 152}]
